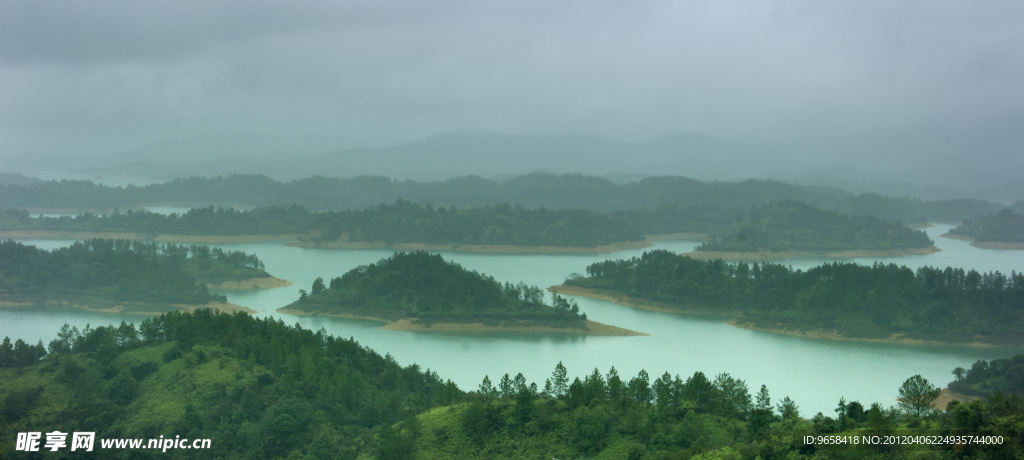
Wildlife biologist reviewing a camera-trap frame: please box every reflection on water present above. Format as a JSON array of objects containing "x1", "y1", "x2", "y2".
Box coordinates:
[{"x1": 1, "y1": 225, "x2": 1021, "y2": 415}]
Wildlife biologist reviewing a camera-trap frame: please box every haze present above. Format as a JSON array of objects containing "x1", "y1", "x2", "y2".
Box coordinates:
[{"x1": 2, "y1": 1, "x2": 1022, "y2": 188}]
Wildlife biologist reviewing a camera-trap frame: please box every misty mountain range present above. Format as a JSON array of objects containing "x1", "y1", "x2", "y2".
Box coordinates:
[{"x1": 4, "y1": 131, "x2": 1021, "y2": 203}]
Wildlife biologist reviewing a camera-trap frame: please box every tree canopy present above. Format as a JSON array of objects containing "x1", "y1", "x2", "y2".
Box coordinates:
[
  {"x1": 566, "y1": 249, "x2": 1024, "y2": 343},
  {"x1": 286, "y1": 251, "x2": 588, "y2": 326}
]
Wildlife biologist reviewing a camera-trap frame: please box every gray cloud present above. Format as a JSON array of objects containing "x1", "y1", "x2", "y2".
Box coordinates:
[{"x1": 1, "y1": 0, "x2": 1022, "y2": 186}]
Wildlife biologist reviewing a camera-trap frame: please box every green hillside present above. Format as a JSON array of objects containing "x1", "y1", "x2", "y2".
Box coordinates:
[
  {"x1": 0, "y1": 239, "x2": 270, "y2": 312},
  {"x1": 1, "y1": 312, "x2": 1020, "y2": 459}
]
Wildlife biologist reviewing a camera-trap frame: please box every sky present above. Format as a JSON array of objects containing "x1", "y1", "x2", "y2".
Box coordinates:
[{"x1": 1, "y1": 1, "x2": 1022, "y2": 186}]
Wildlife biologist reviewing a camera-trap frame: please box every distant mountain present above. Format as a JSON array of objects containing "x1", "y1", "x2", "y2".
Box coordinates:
[
  {"x1": 0, "y1": 172, "x2": 43, "y2": 186},
  {"x1": 9, "y1": 131, "x2": 801, "y2": 183},
  {"x1": 780, "y1": 166, "x2": 1024, "y2": 203},
  {"x1": 304, "y1": 131, "x2": 796, "y2": 182}
]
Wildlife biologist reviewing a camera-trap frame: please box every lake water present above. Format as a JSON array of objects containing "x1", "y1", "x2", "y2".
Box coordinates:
[{"x1": 3, "y1": 224, "x2": 1021, "y2": 416}]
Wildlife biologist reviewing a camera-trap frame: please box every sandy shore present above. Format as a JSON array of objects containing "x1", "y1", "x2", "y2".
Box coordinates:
[
  {"x1": 971, "y1": 241, "x2": 1024, "y2": 250},
  {"x1": 548, "y1": 285, "x2": 741, "y2": 317},
  {"x1": 939, "y1": 232, "x2": 975, "y2": 242},
  {"x1": 934, "y1": 388, "x2": 980, "y2": 411},
  {"x1": 940, "y1": 232, "x2": 1024, "y2": 250},
  {"x1": 153, "y1": 234, "x2": 298, "y2": 243},
  {"x1": 0, "y1": 300, "x2": 36, "y2": 307},
  {"x1": 289, "y1": 239, "x2": 653, "y2": 254},
  {"x1": 276, "y1": 307, "x2": 645, "y2": 335},
  {"x1": 0, "y1": 230, "x2": 148, "y2": 240},
  {"x1": 726, "y1": 318, "x2": 1003, "y2": 347},
  {"x1": 209, "y1": 276, "x2": 293, "y2": 290},
  {"x1": 681, "y1": 245, "x2": 941, "y2": 261},
  {"x1": 382, "y1": 318, "x2": 646, "y2": 336},
  {"x1": 20, "y1": 299, "x2": 257, "y2": 315},
  {"x1": 0, "y1": 230, "x2": 297, "y2": 243},
  {"x1": 643, "y1": 233, "x2": 709, "y2": 242},
  {"x1": 287, "y1": 240, "x2": 389, "y2": 249},
  {"x1": 275, "y1": 308, "x2": 392, "y2": 322}
]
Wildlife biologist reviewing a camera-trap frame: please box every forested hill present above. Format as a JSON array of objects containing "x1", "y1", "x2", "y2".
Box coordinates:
[
  {"x1": 0, "y1": 239, "x2": 270, "y2": 310},
  {"x1": 284, "y1": 251, "x2": 589, "y2": 327},
  {"x1": 563, "y1": 250, "x2": 1024, "y2": 344},
  {"x1": 0, "y1": 310, "x2": 462, "y2": 459},
  {"x1": 2, "y1": 311, "x2": 1020, "y2": 459},
  {"x1": 949, "y1": 353, "x2": 1024, "y2": 397},
  {"x1": 1, "y1": 199, "x2": 932, "y2": 254},
  {"x1": 0, "y1": 202, "x2": 644, "y2": 248},
  {"x1": 692, "y1": 200, "x2": 934, "y2": 253},
  {"x1": 948, "y1": 208, "x2": 1024, "y2": 244},
  {"x1": 0, "y1": 173, "x2": 1004, "y2": 222}
]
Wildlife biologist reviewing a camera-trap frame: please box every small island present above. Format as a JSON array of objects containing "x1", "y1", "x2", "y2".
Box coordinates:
[
  {"x1": 680, "y1": 200, "x2": 939, "y2": 260},
  {"x1": 943, "y1": 208, "x2": 1024, "y2": 250},
  {"x1": 277, "y1": 251, "x2": 644, "y2": 336},
  {"x1": 554, "y1": 249, "x2": 1024, "y2": 345},
  {"x1": 0, "y1": 239, "x2": 289, "y2": 314}
]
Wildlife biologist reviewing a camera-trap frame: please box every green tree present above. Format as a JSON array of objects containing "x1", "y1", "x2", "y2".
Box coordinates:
[
  {"x1": 776, "y1": 396, "x2": 799, "y2": 420},
  {"x1": 551, "y1": 361, "x2": 569, "y2": 398},
  {"x1": 312, "y1": 277, "x2": 325, "y2": 295},
  {"x1": 898, "y1": 374, "x2": 941, "y2": 417},
  {"x1": 952, "y1": 366, "x2": 966, "y2": 381}
]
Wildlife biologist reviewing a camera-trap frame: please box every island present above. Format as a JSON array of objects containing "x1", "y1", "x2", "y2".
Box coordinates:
[
  {"x1": 277, "y1": 251, "x2": 644, "y2": 335},
  {"x1": 943, "y1": 208, "x2": 1024, "y2": 250},
  {"x1": 553, "y1": 249, "x2": 1024, "y2": 345},
  {"x1": 679, "y1": 200, "x2": 939, "y2": 260},
  {"x1": 0, "y1": 239, "x2": 289, "y2": 314}
]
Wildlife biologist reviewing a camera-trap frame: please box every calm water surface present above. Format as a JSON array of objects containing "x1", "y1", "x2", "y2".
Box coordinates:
[{"x1": 3, "y1": 224, "x2": 1022, "y2": 415}]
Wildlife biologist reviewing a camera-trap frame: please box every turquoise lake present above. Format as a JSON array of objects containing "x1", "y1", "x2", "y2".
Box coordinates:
[{"x1": 3, "y1": 223, "x2": 1021, "y2": 416}]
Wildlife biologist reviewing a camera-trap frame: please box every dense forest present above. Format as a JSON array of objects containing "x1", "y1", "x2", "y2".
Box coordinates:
[
  {"x1": 1, "y1": 311, "x2": 1020, "y2": 459},
  {"x1": 949, "y1": 353, "x2": 1024, "y2": 397},
  {"x1": 692, "y1": 200, "x2": 933, "y2": 252},
  {"x1": 285, "y1": 251, "x2": 588, "y2": 328},
  {"x1": 564, "y1": 250, "x2": 1024, "y2": 344},
  {"x1": 948, "y1": 209, "x2": 1024, "y2": 243},
  {"x1": 3, "y1": 199, "x2": 936, "y2": 253},
  {"x1": 0, "y1": 173, "x2": 1004, "y2": 222},
  {"x1": 1, "y1": 202, "x2": 644, "y2": 248},
  {"x1": 0, "y1": 239, "x2": 269, "y2": 309}
]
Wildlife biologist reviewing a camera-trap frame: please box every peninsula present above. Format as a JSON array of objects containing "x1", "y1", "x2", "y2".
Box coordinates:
[
  {"x1": 0, "y1": 239, "x2": 289, "y2": 314},
  {"x1": 555, "y1": 249, "x2": 1024, "y2": 345},
  {"x1": 277, "y1": 251, "x2": 644, "y2": 336},
  {"x1": 943, "y1": 208, "x2": 1024, "y2": 250},
  {"x1": 680, "y1": 200, "x2": 938, "y2": 260}
]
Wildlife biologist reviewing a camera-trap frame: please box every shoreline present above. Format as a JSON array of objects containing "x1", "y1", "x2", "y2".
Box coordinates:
[
  {"x1": 383, "y1": 318, "x2": 646, "y2": 336},
  {"x1": 276, "y1": 307, "x2": 646, "y2": 336},
  {"x1": 726, "y1": 318, "x2": 1007, "y2": 347},
  {"x1": 0, "y1": 230, "x2": 297, "y2": 243},
  {"x1": 681, "y1": 245, "x2": 942, "y2": 261},
  {"x1": 643, "y1": 233, "x2": 708, "y2": 242},
  {"x1": 275, "y1": 308, "x2": 392, "y2": 323},
  {"x1": 548, "y1": 285, "x2": 1019, "y2": 346},
  {"x1": 940, "y1": 232, "x2": 1024, "y2": 250},
  {"x1": 208, "y1": 276, "x2": 294, "y2": 290},
  {"x1": 288, "y1": 239, "x2": 654, "y2": 254},
  {"x1": 934, "y1": 388, "x2": 980, "y2": 411},
  {"x1": 548, "y1": 285, "x2": 741, "y2": 317},
  {"x1": 3, "y1": 299, "x2": 255, "y2": 315}
]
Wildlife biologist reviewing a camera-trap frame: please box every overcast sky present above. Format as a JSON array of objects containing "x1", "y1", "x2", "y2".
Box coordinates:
[{"x1": 1, "y1": 1, "x2": 1022, "y2": 184}]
